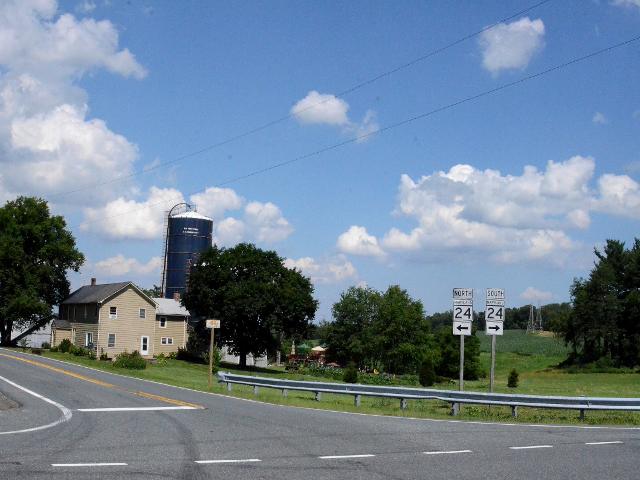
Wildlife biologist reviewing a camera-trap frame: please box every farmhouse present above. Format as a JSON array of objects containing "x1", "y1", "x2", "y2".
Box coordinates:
[{"x1": 52, "y1": 279, "x2": 169, "y2": 359}]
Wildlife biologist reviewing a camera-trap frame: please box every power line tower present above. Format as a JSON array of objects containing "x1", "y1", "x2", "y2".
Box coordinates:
[{"x1": 527, "y1": 302, "x2": 544, "y2": 333}]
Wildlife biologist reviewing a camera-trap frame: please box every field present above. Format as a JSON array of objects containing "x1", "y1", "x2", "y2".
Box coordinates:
[{"x1": 8, "y1": 331, "x2": 640, "y2": 426}]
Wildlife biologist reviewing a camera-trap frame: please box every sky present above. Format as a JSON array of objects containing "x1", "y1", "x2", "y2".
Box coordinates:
[{"x1": 1, "y1": 0, "x2": 639, "y2": 322}]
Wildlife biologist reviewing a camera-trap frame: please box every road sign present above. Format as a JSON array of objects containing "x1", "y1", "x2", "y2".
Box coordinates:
[
  {"x1": 453, "y1": 288, "x2": 473, "y2": 322},
  {"x1": 206, "y1": 319, "x2": 220, "y2": 329},
  {"x1": 485, "y1": 320, "x2": 504, "y2": 336},
  {"x1": 453, "y1": 320, "x2": 472, "y2": 336}
]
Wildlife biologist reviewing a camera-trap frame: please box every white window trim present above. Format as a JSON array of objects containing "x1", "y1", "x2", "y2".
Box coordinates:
[
  {"x1": 85, "y1": 332, "x2": 93, "y2": 347},
  {"x1": 107, "y1": 333, "x2": 116, "y2": 348},
  {"x1": 109, "y1": 306, "x2": 117, "y2": 319},
  {"x1": 159, "y1": 317, "x2": 166, "y2": 328},
  {"x1": 139, "y1": 308, "x2": 146, "y2": 319},
  {"x1": 161, "y1": 337, "x2": 173, "y2": 345}
]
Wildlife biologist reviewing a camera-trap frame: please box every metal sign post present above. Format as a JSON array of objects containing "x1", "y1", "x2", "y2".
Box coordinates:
[
  {"x1": 453, "y1": 288, "x2": 473, "y2": 398},
  {"x1": 485, "y1": 289, "x2": 505, "y2": 394},
  {"x1": 206, "y1": 319, "x2": 220, "y2": 388}
]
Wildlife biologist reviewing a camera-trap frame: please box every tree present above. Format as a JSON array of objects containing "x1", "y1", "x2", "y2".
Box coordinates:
[
  {"x1": 182, "y1": 243, "x2": 318, "y2": 367},
  {"x1": 553, "y1": 239, "x2": 640, "y2": 366},
  {"x1": 325, "y1": 286, "x2": 378, "y2": 369},
  {"x1": 0, "y1": 197, "x2": 84, "y2": 346},
  {"x1": 432, "y1": 325, "x2": 485, "y2": 380},
  {"x1": 142, "y1": 285, "x2": 163, "y2": 298},
  {"x1": 372, "y1": 286, "x2": 431, "y2": 374}
]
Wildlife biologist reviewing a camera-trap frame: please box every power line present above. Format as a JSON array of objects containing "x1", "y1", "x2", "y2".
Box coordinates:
[
  {"x1": 48, "y1": 0, "x2": 552, "y2": 199},
  {"x1": 74, "y1": 34, "x2": 640, "y2": 230}
]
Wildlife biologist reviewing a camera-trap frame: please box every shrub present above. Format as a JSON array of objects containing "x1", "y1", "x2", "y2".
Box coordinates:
[
  {"x1": 41, "y1": 342, "x2": 51, "y2": 349},
  {"x1": 168, "y1": 351, "x2": 177, "y2": 360},
  {"x1": 155, "y1": 353, "x2": 167, "y2": 365},
  {"x1": 50, "y1": 346, "x2": 59, "y2": 352},
  {"x1": 343, "y1": 365, "x2": 359, "y2": 384},
  {"x1": 100, "y1": 352, "x2": 109, "y2": 361},
  {"x1": 88, "y1": 351, "x2": 96, "y2": 360},
  {"x1": 58, "y1": 339, "x2": 72, "y2": 353},
  {"x1": 70, "y1": 345, "x2": 87, "y2": 356},
  {"x1": 201, "y1": 347, "x2": 223, "y2": 373},
  {"x1": 419, "y1": 358, "x2": 436, "y2": 387},
  {"x1": 507, "y1": 368, "x2": 519, "y2": 388},
  {"x1": 114, "y1": 350, "x2": 147, "y2": 370},
  {"x1": 177, "y1": 347, "x2": 190, "y2": 361}
]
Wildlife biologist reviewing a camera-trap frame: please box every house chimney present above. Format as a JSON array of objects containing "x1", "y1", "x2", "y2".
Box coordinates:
[
  {"x1": 173, "y1": 292, "x2": 180, "y2": 302},
  {"x1": 91, "y1": 278, "x2": 96, "y2": 286}
]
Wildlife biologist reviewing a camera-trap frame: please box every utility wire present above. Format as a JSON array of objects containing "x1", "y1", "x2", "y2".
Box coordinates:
[
  {"x1": 74, "y1": 34, "x2": 640, "y2": 230},
  {"x1": 49, "y1": 0, "x2": 552, "y2": 199}
]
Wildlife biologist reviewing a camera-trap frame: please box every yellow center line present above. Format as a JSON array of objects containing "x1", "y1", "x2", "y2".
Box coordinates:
[{"x1": 0, "y1": 352, "x2": 204, "y2": 408}]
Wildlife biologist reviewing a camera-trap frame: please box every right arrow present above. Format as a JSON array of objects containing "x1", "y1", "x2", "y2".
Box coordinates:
[{"x1": 489, "y1": 324, "x2": 501, "y2": 332}]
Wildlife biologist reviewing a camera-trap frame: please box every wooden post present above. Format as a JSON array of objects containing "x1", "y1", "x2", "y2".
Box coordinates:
[{"x1": 208, "y1": 326, "x2": 214, "y2": 389}]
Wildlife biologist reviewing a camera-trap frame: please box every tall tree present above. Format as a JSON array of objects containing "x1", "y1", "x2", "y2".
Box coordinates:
[
  {"x1": 182, "y1": 243, "x2": 318, "y2": 367},
  {"x1": 0, "y1": 197, "x2": 85, "y2": 345}
]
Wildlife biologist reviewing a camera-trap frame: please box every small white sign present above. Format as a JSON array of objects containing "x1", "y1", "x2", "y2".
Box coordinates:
[
  {"x1": 486, "y1": 288, "x2": 505, "y2": 300},
  {"x1": 453, "y1": 320, "x2": 472, "y2": 336},
  {"x1": 206, "y1": 319, "x2": 220, "y2": 329},
  {"x1": 453, "y1": 288, "x2": 473, "y2": 300},
  {"x1": 453, "y1": 287, "x2": 473, "y2": 323},
  {"x1": 485, "y1": 321, "x2": 504, "y2": 336}
]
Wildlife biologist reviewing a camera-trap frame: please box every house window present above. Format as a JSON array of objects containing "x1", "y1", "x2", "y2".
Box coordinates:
[
  {"x1": 85, "y1": 332, "x2": 93, "y2": 347},
  {"x1": 161, "y1": 337, "x2": 173, "y2": 345},
  {"x1": 109, "y1": 307, "x2": 117, "y2": 319},
  {"x1": 159, "y1": 317, "x2": 166, "y2": 328},
  {"x1": 107, "y1": 334, "x2": 116, "y2": 348},
  {"x1": 139, "y1": 308, "x2": 146, "y2": 319}
]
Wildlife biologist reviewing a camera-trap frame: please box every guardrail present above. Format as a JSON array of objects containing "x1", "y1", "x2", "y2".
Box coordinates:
[{"x1": 217, "y1": 371, "x2": 640, "y2": 420}]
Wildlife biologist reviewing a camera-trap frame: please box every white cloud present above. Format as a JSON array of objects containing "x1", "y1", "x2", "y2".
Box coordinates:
[
  {"x1": 190, "y1": 187, "x2": 245, "y2": 221},
  {"x1": 613, "y1": 0, "x2": 640, "y2": 8},
  {"x1": 76, "y1": 2, "x2": 97, "y2": 13},
  {"x1": 0, "y1": 0, "x2": 146, "y2": 205},
  {"x1": 336, "y1": 226, "x2": 386, "y2": 258},
  {"x1": 93, "y1": 254, "x2": 162, "y2": 277},
  {"x1": 366, "y1": 156, "x2": 640, "y2": 266},
  {"x1": 290, "y1": 91, "x2": 350, "y2": 125},
  {"x1": 81, "y1": 187, "x2": 184, "y2": 240},
  {"x1": 592, "y1": 112, "x2": 609, "y2": 124},
  {"x1": 291, "y1": 91, "x2": 379, "y2": 141},
  {"x1": 283, "y1": 254, "x2": 357, "y2": 284},
  {"x1": 479, "y1": 17, "x2": 545, "y2": 75},
  {"x1": 518, "y1": 286, "x2": 558, "y2": 302},
  {"x1": 243, "y1": 201, "x2": 295, "y2": 243}
]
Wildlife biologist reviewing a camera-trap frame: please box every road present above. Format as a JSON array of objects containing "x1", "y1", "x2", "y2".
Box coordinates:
[{"x1": 1, "y1": 348, "x2": 638, "y2": 479}]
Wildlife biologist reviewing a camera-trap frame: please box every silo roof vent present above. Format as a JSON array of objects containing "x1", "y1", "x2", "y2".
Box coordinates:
[{"x1": 170, "y1": 211, "x2": 211, "y2": 221}]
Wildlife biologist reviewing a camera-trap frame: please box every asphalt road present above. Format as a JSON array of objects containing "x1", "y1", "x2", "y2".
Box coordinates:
[{"x1": 1, "y1": 348, "x2": 638, "y2": 479}]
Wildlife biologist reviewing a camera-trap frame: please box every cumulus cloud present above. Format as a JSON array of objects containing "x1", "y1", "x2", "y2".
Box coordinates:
[
  {"x1": 518, "y1": 286, "x2": 558, "y2": 302},
  {"x1": 190, "y1": 187, "x2": 245, "y2": 221},
  {"x1": 283, "y1": 254, "x2": 357, "y2": 284},
  {"x1": 479, "y1": 17, "x2": 545, "y2": 75},
  {"x1": 213, "y1": 201, "x2": 295, "y2": 246},
  {"x1": 81, "y1": 187, "x2": 184, "y2": 240},
  {"x1": 0, "y1": 0, "x2": 145, "y2": 205},
  {"x1": 291, "y1": 91, "x2": 379, "y2": 142},
  {"x1": 75, "y1": 2, "x2": 97, "y2": 13},
  {"x1": 592, "y1": 112, "x2": 609, "y2": 124},
  {"x1": 343, "y1": 156, "x2": 640, "y2": 267},
  {"x1": 93, "y1": 254, "x2": 162, "y2": 277},
  {"x1": 613, "y1": 0, "x2": 640, "y2": 8},
  {"x1": 336, "y1": 226, "x2": 386, "y2": 258}
]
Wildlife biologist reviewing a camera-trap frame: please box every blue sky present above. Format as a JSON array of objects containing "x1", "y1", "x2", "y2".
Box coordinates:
[{"x1": 1, "y1": 0, "x2": 639, "y2": 321}]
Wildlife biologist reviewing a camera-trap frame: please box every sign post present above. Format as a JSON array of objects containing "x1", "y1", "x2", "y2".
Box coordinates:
[
  {"x1": 453, "y1": 288, "x2": 473, "y2": 397},
  {"x1": 206, "y1": 319, "x2": 220, "y2": 388},
  {"x1": 485, "y1": 289, "x2": 505, "y2": 393}
]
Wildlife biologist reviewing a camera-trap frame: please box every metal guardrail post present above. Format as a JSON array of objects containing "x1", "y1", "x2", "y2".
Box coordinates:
[
  {"x1": 355, "y1": 395, "x2": 361, "y2": 406},
  {"x1": 227, "y1": 383, "x2": 232, "y2": 392},
  {"x1": 400, "y1": 398, "x2": 407, "y2": 410},
  {"x1": 253, "y1": 386, "x2": 259, "y2": 395},
  {"x1": 451, "y1": 403, "x2": 459, "y2": 416},
  {"x1": 282, "y1": 389, "x2": 288, "y2": 397},
  {"x1": 315, "y1": 392, "x2": 322, "y2": 401},
  {"x1": 511, "y1": 406, "x2": 517, "y2": 418}
]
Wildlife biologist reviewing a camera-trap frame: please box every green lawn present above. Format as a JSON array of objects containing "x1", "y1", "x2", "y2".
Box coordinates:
[{"x1": 8, "y1": 342, "x2": 640, "y2": 426}]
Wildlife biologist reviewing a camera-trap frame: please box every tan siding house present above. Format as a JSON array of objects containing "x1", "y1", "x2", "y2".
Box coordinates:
[
  {"x1": 153, "y1": 297, "x2": 189, "y2": 356},
  {"x1": 54, "y1": 280, "x2": 157, "y2": 359}
]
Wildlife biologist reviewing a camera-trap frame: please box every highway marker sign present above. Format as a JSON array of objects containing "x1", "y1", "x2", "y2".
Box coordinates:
[
  {"x1": 485, "y1": 321, "x2": 503, "y2": 335},
  {"x1": 453, "y1": 320, "x2": 472, "y2": 336}
]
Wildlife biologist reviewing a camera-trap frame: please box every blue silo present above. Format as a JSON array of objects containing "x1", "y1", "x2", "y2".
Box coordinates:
[{"x1": 162, "y1": 208, "x2": 213, "y2": 299}]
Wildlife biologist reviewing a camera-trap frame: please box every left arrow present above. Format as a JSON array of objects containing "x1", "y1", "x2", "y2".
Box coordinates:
[{"x1": 457, "y1": 324, "x2": 469, "y2": 331}]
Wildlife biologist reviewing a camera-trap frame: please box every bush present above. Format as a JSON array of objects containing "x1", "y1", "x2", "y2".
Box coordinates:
[
  {"x1": 507, "y1": 368, "x2": 519, "y2": 388},
  {"x1": 177, "y1": 347, "x2": 190, "y2": 361},
  {"x1": 114, "y1": 350, "x2": 147, "y2": 370},
  {"x1": 155, "y1": 353, "x2": 167, "y2": 365},
  {"x1": 419, "y1": 358, "x2": 436, "y2": 387},
  {"x1": 58, "y1": 339, "x2": 72, "y2": 353},
  {"x1": 70, "y1": 345, "x2": 87, "y2": 356},
  {"x1": 100, "y1": 352, "x2": 109, "y2": 361},
  {"x1": 201, "y1": 347, "x2": 223, "y2": 374},
  {"x1": 343, "y1": 365, "x2": 359, "y2": 384},
  {"x1": 41, "y1": 342, "x2": 50, "y2": 349},
  {"x1": 50, "y1": 346, "x2": 59, "y2": 352}
]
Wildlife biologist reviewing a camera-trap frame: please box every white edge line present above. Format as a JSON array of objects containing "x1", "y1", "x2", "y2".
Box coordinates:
[
  {"x1": 585, "y1": 441, "x2": 623, "y2": 445},
  {"x1": 423, "y1": 450, "x2": 473, "y2": 455},
  {"x1": 196, "y1": 459, "x2": 261, "y2": 464},
  {"x1": 0, "y1": 374, "x2": 72, "y2": 435},
  {"x1": 319, "y1": 454, "x2": 376, "y2": 459},
  {"x1": 4, "y1": 348, "x2": 640, "y2": 432},
  {"x1": 78, "y1": 406, "x2": 198, "y2": 412},
  {"x1": 52, "y1": 463, "x2": 127, "y2": 467},
  {"x1": 509, "y1": 445, "x2": 553, "y2": 450}
]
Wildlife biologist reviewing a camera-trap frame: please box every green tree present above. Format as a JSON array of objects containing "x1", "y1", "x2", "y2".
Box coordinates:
[
  {"x1": 554, "y1": 239, "x2": 640, "y2": 366},
  {"x1": 182, "y1": 243, "x2": 318, "y2": 367},
  {"x1": 373, "y1": 285, "x2": 431, "y2": 374},
  {"x1": 432, "y1": 325, "x2": 485, "y2": 380},
  {"x1": 142, "y1": 285, "x2": 163, "y2": 298},
  {"x1": 325, "y1": 286, "x2": 378, "y2": 369},
  {"x1": 0, "y1": 197, "x2": 84, "y2": 345}
]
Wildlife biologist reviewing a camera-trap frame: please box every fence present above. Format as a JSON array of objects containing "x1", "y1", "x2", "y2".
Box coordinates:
[{"x1": 217, "y1": 371, "x2": 640, "y2": 420}]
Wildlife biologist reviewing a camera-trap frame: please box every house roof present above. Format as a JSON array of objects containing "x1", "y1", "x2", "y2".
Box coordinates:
[
  {"x1": 61, "y1": 282, "x2": 155, "y2": 306},
  {"x1": 154, "y1": 298, "x2": 190, "y2": 317},
  {"x1": 53, "y1": 319, "x2": 71, "y2": 330}
]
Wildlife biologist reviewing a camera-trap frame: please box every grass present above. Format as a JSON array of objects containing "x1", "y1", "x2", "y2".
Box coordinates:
[{"x1": 8, "y1": 336, "x2": 640, "y2": 426}]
